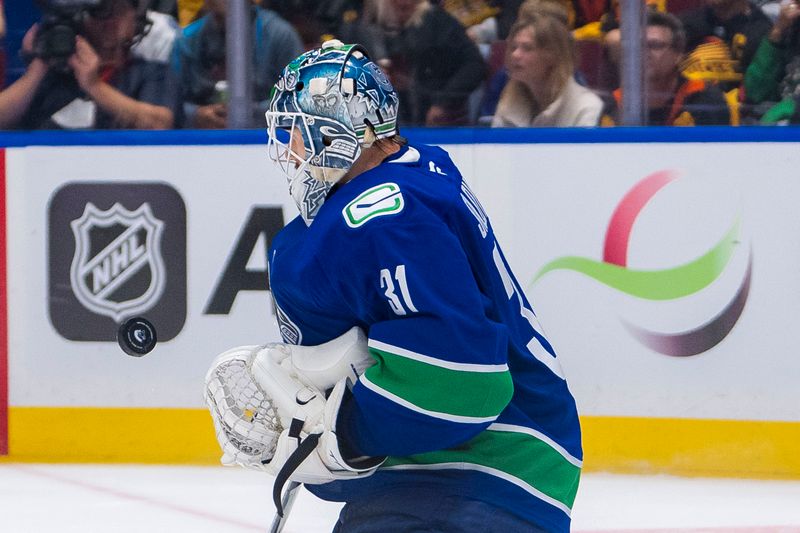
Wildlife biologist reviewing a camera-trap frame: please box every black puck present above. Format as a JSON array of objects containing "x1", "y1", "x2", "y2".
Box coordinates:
[{"x1": 117, "y1": 317, "x2": 157, "y2": 357}]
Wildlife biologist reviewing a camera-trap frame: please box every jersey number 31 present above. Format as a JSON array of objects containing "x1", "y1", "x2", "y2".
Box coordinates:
[{"x1": 380, "y1": 265, "x2": 418, "y2": 316}]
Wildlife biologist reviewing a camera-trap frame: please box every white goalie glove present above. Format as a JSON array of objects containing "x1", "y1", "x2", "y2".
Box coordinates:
[{"x1": 203, "y1": 327, "x2": 385, "y2": 489}]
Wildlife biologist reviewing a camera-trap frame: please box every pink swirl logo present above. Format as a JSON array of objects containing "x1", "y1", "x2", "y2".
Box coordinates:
[{"x1": 533, "y1": 171, "x2": 752, "y2": 357}]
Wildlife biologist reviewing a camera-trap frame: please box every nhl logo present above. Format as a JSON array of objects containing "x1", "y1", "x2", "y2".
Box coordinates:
[{"x1": 70, "y1": 203, "x2": 166, "y2": 322}]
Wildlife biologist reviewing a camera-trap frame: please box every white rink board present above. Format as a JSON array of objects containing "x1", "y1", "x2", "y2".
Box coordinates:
[
  {"x1": 6, "y1": 141, "x2": 800, "y2": 423},
  {"x1": 468, "y1": 142, "x2": 800, "y2": 422},
  {"x1": 7, "y1": 145, "x2": 294, "y2": 408}
]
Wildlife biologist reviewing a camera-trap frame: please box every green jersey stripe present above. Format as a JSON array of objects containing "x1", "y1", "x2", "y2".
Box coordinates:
[
  {"x1": 360, "y1": 374, "x2": 498, "y2": 423},
  {"x1": 364, "y1": 347, "x2": 513, "y2": 418},
  {"x1": 488, "y1": 423, "x2": 582, "y2": 467},
  {"x1": 382, "y1": 428, "x2": 581, "y2": 511},
  {"x1": 368, "y1": 340, "x2": 509, "y2": 372}
]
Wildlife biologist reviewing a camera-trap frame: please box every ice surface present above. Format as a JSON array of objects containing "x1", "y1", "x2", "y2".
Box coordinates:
[{"x1": 1, "y1": 464, "x2": 799, "y2": 532}]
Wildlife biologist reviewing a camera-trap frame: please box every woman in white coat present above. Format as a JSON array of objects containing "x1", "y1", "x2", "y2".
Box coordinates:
[{"x1": 492, "y1": 12, "x2": 603, "y2": 127}]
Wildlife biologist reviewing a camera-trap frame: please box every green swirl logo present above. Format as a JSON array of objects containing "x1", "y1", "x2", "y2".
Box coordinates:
[{"x1": 531, "y1": 171, "x2": 751, "y2": 357}]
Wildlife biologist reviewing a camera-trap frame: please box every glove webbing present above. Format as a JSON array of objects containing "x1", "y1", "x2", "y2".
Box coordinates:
[{"x1": 271, "y1": 418, "x2": 321, "y2": 517}]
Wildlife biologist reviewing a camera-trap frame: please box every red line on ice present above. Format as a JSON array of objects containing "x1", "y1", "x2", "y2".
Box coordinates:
[{"x1": 9, "y1": 464, "x2": 267, "y2": 531}]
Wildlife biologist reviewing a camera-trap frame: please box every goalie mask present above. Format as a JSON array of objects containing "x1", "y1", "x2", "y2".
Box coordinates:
[{"x1": 265, "y1": 40, "x2": 400, "y2": 225}]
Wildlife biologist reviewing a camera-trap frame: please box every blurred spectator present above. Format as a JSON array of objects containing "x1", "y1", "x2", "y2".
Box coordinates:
[
  {"x1": 520, "y1": 0, "x2": 609, "y2": 30},
  {"x1": 171, "y1": 0, "x2": 303, "y2": 128},
  {"x1": 151, "y1": 0, "x2": 179, "y2": 18},
  {"x1": 492, "y1": 12, "x2": 603, "y2": 126},
  {"x1": 603, "y1": 11, "x2": 731, "y2": 125},
  {"x1": 479, "y1": 1, "x2": 571, "y2": 121},
  {"x1": 315, "y1": 0, "x2": 365, "y2": 41},
  {"x1": 518, "y1": 0, "x2": 570, "y2": 25},
  {"x1": 0, "y1": 0, "x2": 178, "y2": 130},
  {"x1": 756, "y1": 0, "x2": 783, "y2": 22},
  {"x1": 482, "y1": 0, "x2": 607, "y2": 36},
  {"x1": 679, "y1": 0, "x2": 772, "y2": 86},
  {"x1": 568, "y1": 0, "x2": 610, "y2": 28},
  {"x1": 591, "y1": 1, "x2": 666, "y2": 92},
  {"x1": 131, "y1": 8, "x2": 180, "y2": 63},
  {"x1": 1, "y1": 0, "x2": 6, "y2": 89},
  {"x1": 266, "y1": 0, "x2": 332, "y2": 46},
  {"x1": 444, "y1": 0, "x2": 501, "y2": 28},
  {"x1": 377, "y1": 0, "x2": 487, "y2": 125},
  {"x1": 441, "y1": 0, "x2": 515, "y2": 51},
  {"x1": 333, "y1": 0, "x2": 389, "y2": 60},
  {"x1": 744, "y1": 0, "x2": 800, "y2": 123},
  {"x1": 601, "y1": 0, "x2": 664, "y2": 68},
  {"x1": 177, "y1": 0, "x2": 205, "y2": 26}
]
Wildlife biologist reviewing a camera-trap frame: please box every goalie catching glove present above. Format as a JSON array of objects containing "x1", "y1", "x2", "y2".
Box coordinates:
[{"x1": 203, "y1": 327, "x2": 385, "y2": 489}]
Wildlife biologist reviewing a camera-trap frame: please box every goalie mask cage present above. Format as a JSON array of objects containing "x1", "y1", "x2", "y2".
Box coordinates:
[{"x1": 1, "y1": 148, "x2": 7, "y2": 456}]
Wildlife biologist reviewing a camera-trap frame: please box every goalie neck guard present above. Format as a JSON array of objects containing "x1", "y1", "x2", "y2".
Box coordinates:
[{"x1": 265, "y1": 40, "x2": 400, "y2": 226}]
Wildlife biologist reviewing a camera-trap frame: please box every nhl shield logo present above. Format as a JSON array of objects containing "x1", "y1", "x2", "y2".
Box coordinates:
[{"x1": 70, "y1": 203, "x2": 166, "y2": 322}]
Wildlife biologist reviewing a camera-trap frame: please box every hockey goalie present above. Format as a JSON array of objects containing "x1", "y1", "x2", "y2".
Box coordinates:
[{"x1": 205, "y1": 39, "x2": 582, "y2": 533}]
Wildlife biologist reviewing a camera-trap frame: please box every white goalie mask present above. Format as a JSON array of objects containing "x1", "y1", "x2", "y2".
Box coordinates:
[
  {"x1": 266, "y1": 116, "x2": 342, "y2": 227},
  {"x1": 265, "y1": 40, "x2": 399, "y2": 225}
]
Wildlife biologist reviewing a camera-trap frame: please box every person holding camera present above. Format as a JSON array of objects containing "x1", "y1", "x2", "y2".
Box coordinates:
[
  {"x1": 744, "y1": 0, "x2": 800, "y2": 122},
  {"x1": 0, "y1": 0, "x2": 179, "y2": 130}
]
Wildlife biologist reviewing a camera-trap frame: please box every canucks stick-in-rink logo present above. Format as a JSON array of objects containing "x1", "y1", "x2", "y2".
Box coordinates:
[
  {"x1": 49, "y1": 182, "x2": 186, "y2": 342},
  {"x1": 70, "y1": 203, "x2": 166, "y2": 322}
]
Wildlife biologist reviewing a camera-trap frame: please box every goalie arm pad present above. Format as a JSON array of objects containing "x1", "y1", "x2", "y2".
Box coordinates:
[{"x1": 286, "y1": 326, "x2": 373, "y2": 391}]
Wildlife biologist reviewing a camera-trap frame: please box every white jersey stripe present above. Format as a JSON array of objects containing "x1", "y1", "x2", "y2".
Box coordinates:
[
  {"x1": 360, "y1": 374, "x2": 498, "y2": 424},
  {"x1": 381, "y1": 462, "x2": 572, "y2": 517},
  {"x1": 488, "y1": 423, "x2": 583, "y2": 467},
  {"x1": 388, "y1": 146, "x2": 421, "y2": 164},
  {"x1": 368, "y1": 340, "x2": 509, "y2": 373}
]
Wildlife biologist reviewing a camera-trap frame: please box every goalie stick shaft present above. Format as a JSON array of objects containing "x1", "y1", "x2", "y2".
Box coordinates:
[{"x1": 269, "y1": 481, "x2": 301, "y2": 533}]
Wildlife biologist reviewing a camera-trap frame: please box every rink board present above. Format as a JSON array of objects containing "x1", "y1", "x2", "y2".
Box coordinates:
[{"x1": 2, "y1": 128, "x2": 800, "y2": 479}]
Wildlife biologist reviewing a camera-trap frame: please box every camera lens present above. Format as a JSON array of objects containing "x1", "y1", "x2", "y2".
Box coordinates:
[{"x1": 44, "y1": 24, "x2": 78, "y2": 58}]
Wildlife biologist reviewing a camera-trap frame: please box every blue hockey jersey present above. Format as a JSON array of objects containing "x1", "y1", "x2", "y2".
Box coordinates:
[{"x1": 268, "y1": 142, "x2": 582, "y2": 532}]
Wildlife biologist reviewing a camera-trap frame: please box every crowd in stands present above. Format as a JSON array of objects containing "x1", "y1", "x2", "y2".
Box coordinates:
[
  {"x1": 1, "y1": 0, "x2": 799, "y2": 129},
  {"x1": 0, "y1": 0, "x2": 5, "y2": 90}
]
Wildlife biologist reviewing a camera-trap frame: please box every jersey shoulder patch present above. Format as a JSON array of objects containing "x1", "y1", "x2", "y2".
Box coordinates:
[{"x1": 342, "y1": 182, "x2": 405, "y2": 228}]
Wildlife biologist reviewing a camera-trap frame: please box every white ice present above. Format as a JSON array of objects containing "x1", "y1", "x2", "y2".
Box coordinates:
[{"x1": 1, "y1": 464, "x2": 799, "y2": 532}]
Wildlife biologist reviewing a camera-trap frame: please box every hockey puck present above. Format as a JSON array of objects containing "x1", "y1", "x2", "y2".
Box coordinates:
[{"x1": 117, "y1": 317, "x2": 158, "y2": 357}]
